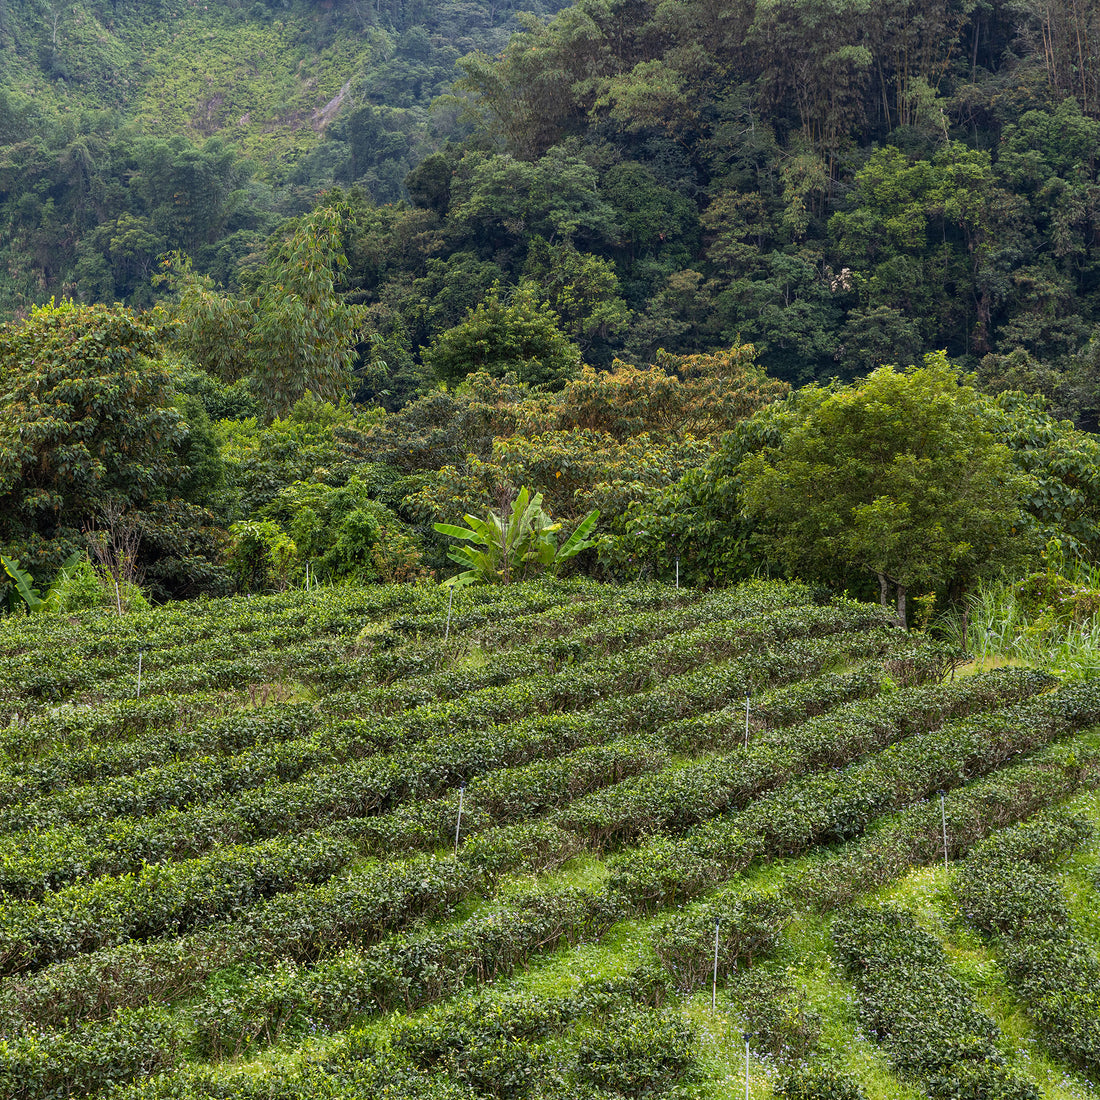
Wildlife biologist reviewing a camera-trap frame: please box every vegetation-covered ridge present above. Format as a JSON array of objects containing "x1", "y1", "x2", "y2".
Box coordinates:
[
  {"x1": 1, "y1": 0, "x2": 1099, "y2": 418},
  {"x1": 0, "y1": 578, "x2": 1099, "y2": 1098}
]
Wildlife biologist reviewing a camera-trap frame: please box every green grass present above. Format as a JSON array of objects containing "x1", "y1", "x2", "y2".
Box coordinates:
[{"x1": 941, "y1": 555, "x2": 1100, "y2": 681}]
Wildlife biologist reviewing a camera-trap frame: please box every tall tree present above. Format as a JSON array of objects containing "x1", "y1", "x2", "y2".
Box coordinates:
[
  {"x1": 160, "y1": 206, "x2": 374, "y2": 418},
  {"x1": 0, "y1": 299, "x2": 183, "y2": 569},
  {"x1": 738, "y1": 355, "x2": 1031, "y2": 625}
]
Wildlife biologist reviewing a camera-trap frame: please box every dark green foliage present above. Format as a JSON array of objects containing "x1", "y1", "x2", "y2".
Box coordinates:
[
  {"x1": 652, "y1": 891, "x2": 791, "y2": 993},
  {"x1": 779, "y1": 1066, "x2": 867, "y2": 1100},
  {"x1": 738, "y1": 358, "x2": 1030, "y2": 624},
  {"x1": 834, "y1": 906, "x2": 1039, "y2": 1100},
  {"x1": 0, "y1": 300, "x2": 190, "y2": 583},
  {"x1": 733, "y1": 969, "x2": 822, "y2": 1064},
  {"x1": 955, "y1": 813, "x2": 1100, "y2": 1072},
  {"x1": 423, "y1": 282, "x2": 582, "y2": 390}
]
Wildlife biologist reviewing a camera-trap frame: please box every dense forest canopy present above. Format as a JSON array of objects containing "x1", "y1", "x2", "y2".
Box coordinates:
[
  {"x1": 4, "y1": 0, "x2": 1100, "y2": 618},
  {"x1": 0, "y1": 0, "x2": 1098, "y2": 413}
]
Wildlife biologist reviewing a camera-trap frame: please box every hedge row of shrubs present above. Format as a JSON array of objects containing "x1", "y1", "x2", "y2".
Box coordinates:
[
  {"x1": 64, "y1": 968, "x2": 690, "y2": 1100},
  {"x1": 0, "y1": 832, "x2": 360, "y2": 975},
  {"x1": 0, "y1": 581, "x2": 623, "y2": 708},
  {"x1": 0, "y1": 589, "x2": 702, "y2": 800},
  {"x1": 556, "y1": 669, "x2": 1050, "y2": 849},
  {"x1": 788, "y1": 732, "x2": 1100, "y2": 911},
  {"x1": 834, "y1": 905, "x2": 1038, "y2": 1100},
  {"x1": 607, "y1": 680, "x2": 1100, "y2": 908},
  {"x1": 0, "y1": 599, "x2": 885, "y2": 837},
  {"x1": 0, "y1": 630, "x2": 886, "y2": 897},
  {"x1": 6, "y1": 724, "x2": 1100, "y2": 1074},
  {"x1": 954, "y1": 812, "x2": 1100, "y2": 1072}
]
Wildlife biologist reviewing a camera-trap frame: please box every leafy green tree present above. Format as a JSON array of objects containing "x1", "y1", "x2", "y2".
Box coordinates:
[
  {"x1": 0, "y1": 299, "x2": 184, "y2": 574},
  {"x1": 445, "y1": 147, "x2": 620, "y2": 256},
  {"x1": 422, "y1": 281, "x2": 582, "y2": 390},
  {"x1": 160, "y1": 206, "x2": 374, "y2": 419},
  {"x1": 260, "y1": 475, "x2": 427, "y2": 586},
  {"x1": 522, "y1": 237, "x2": 631, "y2": 362},
  {"x1": 992, "y1": 390, "x2": 1100, "y2": 562},
  {"x1": 738, "y1": 356, "x2": 1032, "y2": 626}
]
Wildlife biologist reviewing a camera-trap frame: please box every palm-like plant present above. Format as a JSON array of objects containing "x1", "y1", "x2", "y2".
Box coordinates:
[{"x1": 434, "y1": 488, "x2": 599, "y2": 586}]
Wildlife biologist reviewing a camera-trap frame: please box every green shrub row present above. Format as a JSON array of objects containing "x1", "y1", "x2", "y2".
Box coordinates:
[
  {"x1": 0, "y1": 581, "x2": 617, "y2": 708},
  {"x1": 0, "y1": 691, "x2": 234, "y2": 765},
  {"x1": 6, "y1": 718, "x2": 1100, "y2": 1046},
  {"x1": 653, "y1": 667, "x2": 886, "y2": 754},
  {"x1": 0, "y1": 664, "x2": 1048, "y2": 997},
  {"x1": 0, "y1": 703, "x2": 326, "y2": 823},
  {"x1": 339, "y1": 661, "x2": 910, "y2": 862},
  {"x1": 833, "y1": 905, "x2": 1038, "y2": 1100},
  {"x1": 0, "y1": 832, "x2": 358, "y2": 975},
  {"x1": 556, "y1": 669, "x2": 1050, "y2": 849},
  {"x1": 0, "y1": 601, "x2": 883, "y2": 836},
  {"x1": 647, "y1": 732, "x2": 1100, "y2": 1002},
  {"x1": 0, "y1": 821, "x2": 585, "y2": 1033},
  {"x1": 337, "y1": 601, "x2": 894, "y2": 752},
  {"x1": 954, "y1": 813, "x2": 1100, "y2": 1072},
  {"x1": 169, "y1": 712, "x2": 1100, "y2": 1059},
  {"x1": 607, "y1": 680, "x2": 1100, "y2": 908},
  {"x1": 90, "y1": 585, "x2": 691, "y2": 712},
  {"x1": 0, "y1": 594, "x2": 678, "y2": 793},
  {"x1": 342, "y1": 737, "x2": 668, "y2": 859},
  {"x1": 0, "y1": 631, "x2": 881, "y2": 893},
  {"x1": 17, "y1": 969, "x2": 688, "y2": 1100},
  {"x1": 651, "y1": 889, "x2": 792, "y2": 993},
  {"x1": 146, "y1": 690, "x2": 1098, "y2": 1057},
  {"x1": 778, "y1": 1065, "x2": 868, "y2": 1100},
  {"x1": 0, "y1": 588, "x2": 405, "y2": 706},
  {"x1": 343, "y1": 586, "x2": 714, "y2": 691},
  {"x1": 0, "y1": 1006, "x2": 184, "y2": 1100},
  {"x1": 787, "y1": 732, "x2": 1100, "y2": 912},
  {"x1": 0, "y1": 583, "x2": 724, "y2": 805}
]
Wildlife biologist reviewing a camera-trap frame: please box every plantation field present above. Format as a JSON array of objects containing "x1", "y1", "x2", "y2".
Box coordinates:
[{"x1": 1, "y1": 579, "x2": 1099, "y2": 1099}]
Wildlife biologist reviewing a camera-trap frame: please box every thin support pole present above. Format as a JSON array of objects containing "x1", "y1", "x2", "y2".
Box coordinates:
[
  {"x1": 712, "y1": 918, "x2": 720, "y2": 1011},
  {"x1": 444, "y1": 586, "x2": 455, "y2": 643},
  {"x1": 675, "y1": 557, "x2": 679, "y2": 589},
  {"x1": 940, "y1": 790, "x2": 949, "y2": 868},
  {"x1": 744, "y1": 696, "x2": 750, "y2": 747},
  {"x1": 744, "y1": 1033, "x2": 751, "y2": 1100},
  {"x1": 454, "y1": 783, "x2": 466, "y2": 856},
  {"x1": 136, "y1": 649, "x2": 143, "y2": 701}
]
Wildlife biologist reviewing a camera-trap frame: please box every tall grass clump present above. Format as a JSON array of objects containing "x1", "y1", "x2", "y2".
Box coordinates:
[{"x1": 943, "y1": 542, "x2": 1100, "y2": 680}]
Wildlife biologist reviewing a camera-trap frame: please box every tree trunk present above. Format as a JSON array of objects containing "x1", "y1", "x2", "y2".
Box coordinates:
[
  {"x1": 896, "y1": 584, "x2": 907, "y2": 630},
  {"x1": 878, "y1": 571, "x2": 890, "y2": 609}
]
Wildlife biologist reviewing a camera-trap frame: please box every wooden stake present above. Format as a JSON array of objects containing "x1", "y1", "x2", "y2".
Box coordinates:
[
  {"x1": 712, "y1": 918, "x2": 720, "y2": 1011},
  {"x1": 454, "y1": 783, "x2": 466, "y2": 856}
]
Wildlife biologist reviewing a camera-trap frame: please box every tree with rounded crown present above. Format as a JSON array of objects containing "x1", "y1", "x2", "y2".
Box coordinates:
[{"x1": 737, "y1": 354, "x2": 1032, "y2": 627}]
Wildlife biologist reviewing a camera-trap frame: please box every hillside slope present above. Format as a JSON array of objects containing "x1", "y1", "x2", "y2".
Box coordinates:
[{"x1": 0, "y1": 579, "x2": 1098, "y2": 1098}]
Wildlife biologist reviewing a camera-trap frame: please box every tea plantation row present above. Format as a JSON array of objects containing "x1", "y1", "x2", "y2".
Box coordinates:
[{"x1": 0, "y1": 579, "x2": 1097, "y2": 1099}]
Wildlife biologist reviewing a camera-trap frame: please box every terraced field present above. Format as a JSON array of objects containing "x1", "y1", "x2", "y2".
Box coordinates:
[{"x1": 1, "y1": 579, "x2": 1098, "y2": 1099}]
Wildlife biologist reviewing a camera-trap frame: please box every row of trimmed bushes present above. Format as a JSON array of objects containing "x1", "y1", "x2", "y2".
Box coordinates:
[
  {"x1": 607, "y1": 678, "x2": 1100, "y2": 909},
  {"x1": 0, "y1": 630, "x2": 886, "y2": 896},
  {"x1": 955, "y1": 812, "x2": 1100, "y2": 1072},
  {"x1": 834, "y1": 905, "x2": 1038, "y2": 1100}
]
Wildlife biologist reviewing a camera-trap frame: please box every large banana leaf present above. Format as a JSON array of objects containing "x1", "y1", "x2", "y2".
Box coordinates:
[
  {"x1": 434, "y1": 488, "x2": 599, "y2": 585},
  {"x1": 555, "y1": 509, "x2": 600, "y2": 565},
  {"x1": 1, "y1": 555, "x2": 44, "y2": 612}
]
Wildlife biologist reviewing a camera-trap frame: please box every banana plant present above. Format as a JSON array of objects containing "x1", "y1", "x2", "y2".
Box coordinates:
[
  {"x1": 1, "y1": 554, "x2": 44, "y2": 612},
  {"x1": 434, "y1": 488, "x2": 598, "y2": 586},
  {"x1": 2, "y1": 552, "x2": 85, "y2": 614}
]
